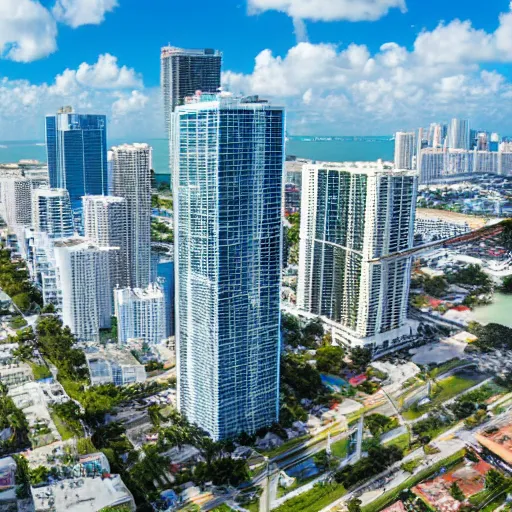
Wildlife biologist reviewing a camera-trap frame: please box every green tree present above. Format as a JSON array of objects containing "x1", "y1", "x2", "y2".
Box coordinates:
[
  {"x1": 12, "y1": 292, "x2": 31, "y2": 312},
  {"x1": 350, "y1": 347, "x2": 372, "y2": 370},
  {"x1": 502, "y1": 276, "x2": 512, "y2": 294},
  {"x1": 347, "y1": 498, "x2": 362, "y2": 512},
  {"x1": 485, "y1": 468, "x2": 506, "y2": 490},
  {"x1": 316, "y1": 345, "x2": 345, "y2": 374},
  {"x1": 450, "y1": 482, "x2": 465, "y2": 501},
  {"x1": 423, "y1": 276, "x2": 449, "y2": 298}
]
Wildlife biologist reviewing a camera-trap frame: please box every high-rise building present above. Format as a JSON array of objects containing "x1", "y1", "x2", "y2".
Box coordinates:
[
  {"x1": 161, "y1": 46, "x2": 222, "y2": 131},
  {"x1": 0, "y1": 177, "x2": 33, "y2": 228},
  {"x1": 297, "y1": 162, "x2": 418, "y2": 352},
  {"x1": 82, "y1": 195, "x2": 130, "y2": 288},
  {"x1": 32, "y1": 188, "x2": 74, "y2": 239},
  {"x1": 448, "y1": 118, "x2": 470, "y2": 150},
  {"x1": 45, "y1": 107, "x2": 108, "y2": 218},
  {"x1": 173, "y1": 94, "x2": 284, "y2": 440},
  {"x1": 394, "y1": 132, "x2": 416, "y2": 169},
  {"x1": 54, "y1": 239, "x2": 117, "y2": 341},
  {"x1": 111, "y1": 144, "x2": 152, "y2": 289},
  {"x1": 114, "y1": 284, "x2": 167, "y2": 345}
]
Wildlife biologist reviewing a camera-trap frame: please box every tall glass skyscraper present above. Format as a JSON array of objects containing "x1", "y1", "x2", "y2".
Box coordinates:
[
  {"x1": 173, "y1": 94, "x2": 284, "y2": 440},
  {"x1": 298, "y1": 162, "x2": 418, "y2": 352},
  {"x1": 161, "y1": 47, "x2": 222, "y2": 188},
  {"x1": 45, "y1": 107, "x2": 108, "y2": 221}
]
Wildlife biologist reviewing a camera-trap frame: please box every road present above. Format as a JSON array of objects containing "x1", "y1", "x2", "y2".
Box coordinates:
[{"x1": 319, "y1": 405, "x2": 512, "y2": 512}]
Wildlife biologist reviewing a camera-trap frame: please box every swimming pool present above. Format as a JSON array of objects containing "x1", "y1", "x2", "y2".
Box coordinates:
[{"x1": 321, "y1": 374, "x2": 349, "y2": 391}]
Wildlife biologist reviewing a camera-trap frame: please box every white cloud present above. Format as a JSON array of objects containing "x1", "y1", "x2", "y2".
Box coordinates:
[
  {"x1": 50, "y1": 54, "x2": 143, "y2": 95},
  {"x1": 52, "y1": 0, "x2": 118, "y2": 28},
  {"x1": 0, "y1": 0, "x2": 57, "y2": 62},
  {"x1": 0, "y1": 55, "x2": 160, "y2": 141},
  {"x1": 112, "y1": 90, "x2": 149, "y2": 115},
  {"x1": 248, "y1": 0, "x2": 406, "y2": 22},
  {"x1": 75, "y1": 54, "x2": 143, "y2": 89},
  {"x1": 224, "y1": 3, "x2": 512, "y2": 134}
]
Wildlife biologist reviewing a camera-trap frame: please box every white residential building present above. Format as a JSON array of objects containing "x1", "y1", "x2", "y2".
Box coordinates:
[
  {"x1": 297, "y1": 162, "x2": 418, "y2": 352},
  {"x1": 0, "y1": 177, "x2": 33, "y2": 228},
  {"x1": 111, "y1": 144, "x2": 152, "y2": 289},
  {"x1": 86, "y1": 347, "x2": 146, "y2": 386},
  {"x1": 448, "y1": 118, "x2": 470, "y2": 150},
  {"x1": 394, "y1": 131, "x2": 416, "y2": 170},
  {"x1": 83, "y1": 195, "x2": 130, "y2": 288},
  {"x1": 32, "y1": 188, "x2": 74, "y2": 239},
  {"x1": 54, "y1": 239, "x2": 117, "y2": 341},
  {"x1": 114, "y1": 284, "x2": 166, "y2": 345}
]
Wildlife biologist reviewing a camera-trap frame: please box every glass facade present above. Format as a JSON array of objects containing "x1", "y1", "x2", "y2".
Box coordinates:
[
  {"x1": 45, "y1": 111, "x2": 108, "y2": 226},
  {"x1": 174, "y1": 97, "x2": 284, "y2": 440},
  {"x1": 298, "y1": 165, "x2": 417, "y2": 339}
]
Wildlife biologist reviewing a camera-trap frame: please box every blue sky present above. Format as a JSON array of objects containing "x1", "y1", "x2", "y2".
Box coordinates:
[{"x1": 1, "y1": 0, "x2": 512, "y2": 139}]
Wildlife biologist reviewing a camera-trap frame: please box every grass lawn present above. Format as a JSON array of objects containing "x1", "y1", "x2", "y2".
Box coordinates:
[
  {"x1": 431, "y1": 374, "x2": 483, "y2": 404},
  {"x1": 362, "y1": 449, "x2": 466, "y2": 512},
  {"x1": 430, "y1": 358, "x2": 465, "y2": 379},
  {"x1": 245, "y1": 501, "x2": 260, "y2": 512},
  {"x1": 383, "y1": 433, "x2": 411, "y2": 453},
  {"x1": 29, "y1": 362, "x2": 52, "y2": 380},
  {"x1": 263, "y1": 435, "x2": 311, "y2": 459},
  {"x1": 331, "y1": 438, "x2": 350, "y2": 459},
  {"x1": 274, "y1": 482, "x2": 346, "y2": 512},
  {"x1": 403, "y1": 372, "x2": 485, "y2": 420},
  {"x1": 50, "y1": 411, "x2": 75, "y2": 440},
  {"x1": 210, "y1": 505, "x2": 232, "y2": 512}
]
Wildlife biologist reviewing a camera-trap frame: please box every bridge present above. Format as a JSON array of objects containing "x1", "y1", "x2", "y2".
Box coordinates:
[{"x1": 372, "y1": 219, "x2": 508, "y2": 263}]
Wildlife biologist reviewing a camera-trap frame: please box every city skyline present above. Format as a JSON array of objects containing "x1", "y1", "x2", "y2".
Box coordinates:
[{"x1": 2, "y1": 1, "x2": 512, "y2": 140}]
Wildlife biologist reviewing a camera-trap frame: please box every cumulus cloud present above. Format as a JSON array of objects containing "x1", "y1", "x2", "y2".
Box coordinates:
[
  {"x1": 52, "y1": 0, "x2": 118, "y2": 28},
  {"x1": 248, "y1": 0, "x2": 407, "y2": 22},
  {"x1": 0, "y1": 0, "x2": 57, "y2": 62},
  {"x1": 224, "y1": 3, "x2": 512, "y2": 133},
  {"x1": 112, "y1": 90, "x2": 149, "y2": 115},
  {"x1": 0, "y1": 55, "x2": 161, "y2": 141}
]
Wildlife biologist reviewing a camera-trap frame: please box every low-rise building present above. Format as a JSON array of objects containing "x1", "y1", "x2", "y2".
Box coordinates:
[
  {"x1": 0, "y1": 362, "x2": 33, "y2": 388},
  {"x1": 476, "y1": 422, "x2": 512, "y2": 465},
  {"x1": 32, "y1": 474, "x2": 135, "y2": 512},
  {"x1": 86, "y1": 346, "x2": 147, "y2": 386}
]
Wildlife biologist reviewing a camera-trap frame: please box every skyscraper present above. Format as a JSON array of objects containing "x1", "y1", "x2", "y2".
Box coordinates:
[
  {"x1": 173, "y1": 94, "x2": 284, "y2": 440},
  {"x1": 161, "y1": 46, "x2": 222, "y2": 131},
  {"x1": 32, "y1": 188, "x2": 74, "y2": 239},
  {"x1": 0, "y1": 177, "x2": 33, "y2": 228},
  {"x1": 297, "y1": 162, "x2": 418, "y2": 352},
  {"x1": 394, "y1": 132, "x2": 416, "y2": 170},
  {"x1": 82, "y1": 195, "x2": 130, "y2": 288},
  {"x1": 114, "y1": 284, "x2": 167, "y2": 345},
  {"x1": 161, "y1": 47, "x2": 222, "y2": 188},
  {"x1": 54, "y1": 239, "x2": 117, "y2": 341},
  {"x1": 111, "y1": 144, "x2": 152, "y2": 289},
  {"x1": 45, "y1": 107, "x2": 108, "y2": 218},
  {"x1": 448, "y1": 118, "x2": 470, "y2": 150}
]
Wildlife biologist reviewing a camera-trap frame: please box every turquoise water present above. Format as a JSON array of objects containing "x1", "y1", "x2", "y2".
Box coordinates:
[
  {"x1": 321, "y1": 374, "x2": 349, "y2": 391},
  {"x1": 0, "y1": 138, "x2": 395, "y2": 174},
  {"x1": 471, "y1": 292, "x2": 512, "y2": 328}
]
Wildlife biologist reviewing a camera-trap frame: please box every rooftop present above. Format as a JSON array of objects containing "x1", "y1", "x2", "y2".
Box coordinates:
[
  {"x1": 412, "y1": 459, "x2": 492, "y2": 512},
  {"x1": 161, "y1": 46, "x2": 221, "y2": 57},
  {"x1": 82, "y1": 195, "x2": 126, "y2": 204},
  {"x1": 32, "y1": 475, "x2": 134, "y2": 512},
  {"x1": 476, "y1": 422, "x2": 512, "y2": 464},
  {"x1": 110, "y1": 143, "x2": 150, "y2": 152},
  {"x1": 303, "y1": 160, "x2": 416, "y2": 175},
  {"x1": 85, "y1": 346, "x2": 143, "y2": 367}
]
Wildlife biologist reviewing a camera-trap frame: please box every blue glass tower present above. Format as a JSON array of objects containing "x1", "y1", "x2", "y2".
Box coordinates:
[
  {"x1": 46, "y1": 108, "x2": 108, "y2": 225},
  {"x1": 173, "y1": 95, "x2": 285, "y2": 440}
]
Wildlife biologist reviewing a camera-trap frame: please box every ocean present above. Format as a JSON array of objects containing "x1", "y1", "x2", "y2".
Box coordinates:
[{"x1": 0, "y1": 137, "x2": 395, "y2": 175}]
